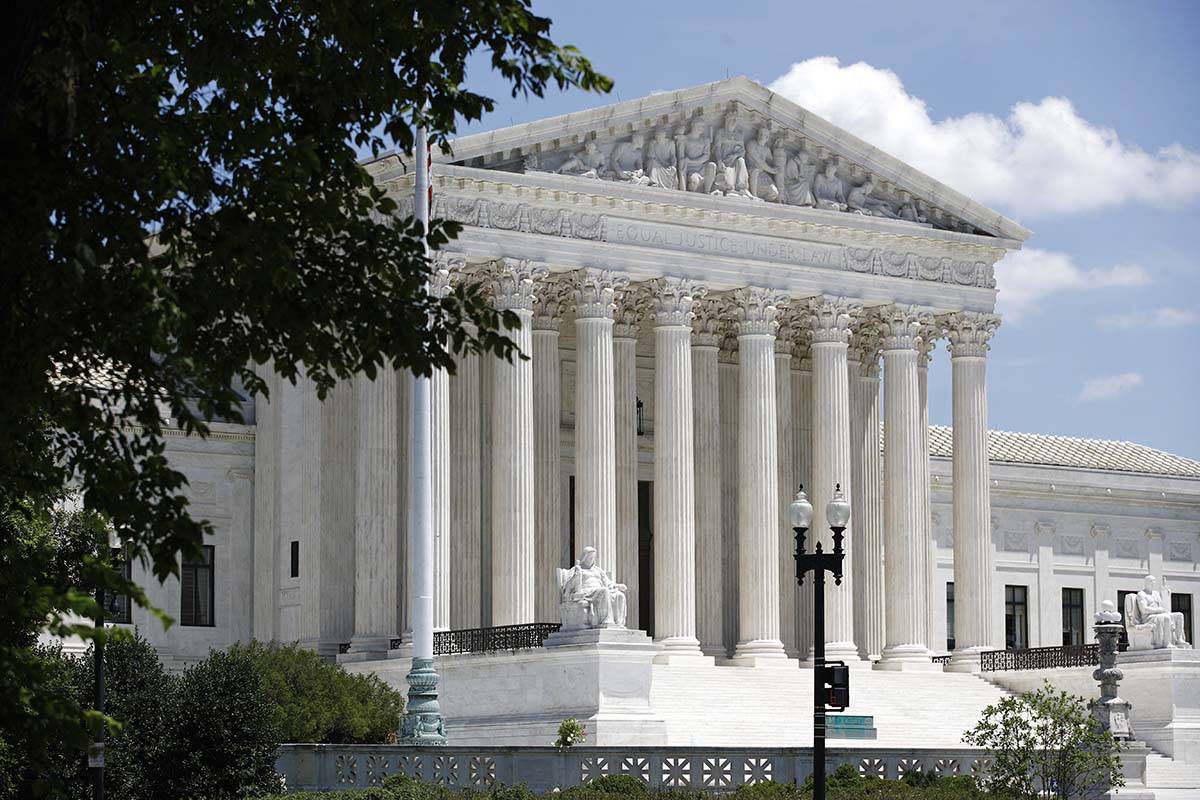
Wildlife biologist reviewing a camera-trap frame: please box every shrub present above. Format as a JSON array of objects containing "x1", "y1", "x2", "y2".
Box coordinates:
[
  {"x1": 553, "y1": 717, "x2": 587, "y2": 749},
  {"x1": 237, "y1": 641, "x2": 404, "y2": 743},
  {"x1": 733, "y1": 779, "x2": 802, "y2": 800},
  {"x1": 588, "y1": 774, "x2": 649, "y2": 795},
  {"x1": 964, "y1": 681, "x2": 1124, "y2": 800},
  {"x1": 161, "y1": 646, "x2": 280, "y2": 800}
]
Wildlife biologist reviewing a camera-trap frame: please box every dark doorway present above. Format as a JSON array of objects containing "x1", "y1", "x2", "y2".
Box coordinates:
[{"x1": 638, "y1": 480, "x2": 654, "y2": 637}]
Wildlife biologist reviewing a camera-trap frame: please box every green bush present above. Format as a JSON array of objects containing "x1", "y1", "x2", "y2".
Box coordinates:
[
  {"x1": 237, "y1": 641, "x2": 404, "y2": 743},
  {"x1": 162, "y1": 646, "x2": 281, "y2": 800},
  {"x1": 588, "y1": 774, "x2": 649, "y2": 795}
]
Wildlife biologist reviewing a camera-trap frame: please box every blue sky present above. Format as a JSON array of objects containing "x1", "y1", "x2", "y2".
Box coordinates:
[{"x1": 451, "y1": 0, "x2": 1200, "y2": 458}]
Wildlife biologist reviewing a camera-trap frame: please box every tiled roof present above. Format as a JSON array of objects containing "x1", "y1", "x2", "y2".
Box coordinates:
[{"x1": 927, "y1": 425, "x2": 1200, "y2": 479}]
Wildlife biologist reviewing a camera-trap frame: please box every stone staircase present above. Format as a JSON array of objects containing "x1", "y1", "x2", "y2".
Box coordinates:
[
  {"x1": 1143, "y1": 752, "x2": 1200, "y2": 790},
  {"x1": 650, "y1": 660, "x2": 1011, "y2": 748}
]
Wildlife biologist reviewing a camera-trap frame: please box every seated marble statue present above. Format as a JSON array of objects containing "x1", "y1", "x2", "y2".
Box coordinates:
[
  {"x1": 608, "y1": 133, "x2": 651, "y2": 185},
  {"x1": 557, "y1": 141, "x2": 606, "y2": 178},
  {"x1": 745, "y1": 127, "x2": 780, "y2": 201},
  {"x1": 813, "y1": 162, "x2": 847, "y2": 211},
  {"x1": 643, "y1": 128, "x2": 678, "y2": 189},
  {"x1": 780, "y1": 150, "x2": 817, "y2": 207},
  {"x1": 556, "y1": 546, "x2": 627, "y2": 631},
  {"x1": 678, "y1": 119, "x2": 714, "y2": 193},
  {"x1": 708, "y1": 110, "x2": 751, "y2": 197},
  {"x1": 1124, "y1": 575, "x2": 1191, "y2": 650}
]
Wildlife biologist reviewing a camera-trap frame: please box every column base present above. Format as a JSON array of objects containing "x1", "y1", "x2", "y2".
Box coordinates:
[
  {"x1": 336, "y1": 635, "x2": 393, "y2": 663},
  {"x1": 824, "y1": 641, "x2": 865, "y2": 663},
  {"x1": 945, "y1": 647, "x2": 986, "y2": 673},
  {"x1": 875, "y1": 644, "x2": 939, "y2": 671},
  {"x1": 653, "y1": 634, "x2": 706, "y2": 662},
  {"x1": 727, "y1": 638, "x2": 790, "y2": 667}
]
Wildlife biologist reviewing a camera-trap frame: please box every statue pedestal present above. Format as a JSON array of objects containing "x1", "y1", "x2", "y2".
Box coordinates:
[
  {"x1": 1119, "y1": 648, "x2": 1200, "y2": 762},
  {"x1": 350, "y1": 628, "x2": 667, "y2": 747}
]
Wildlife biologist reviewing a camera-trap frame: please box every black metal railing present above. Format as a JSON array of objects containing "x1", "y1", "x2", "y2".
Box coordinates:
[
  {"x1": 980, "y1": 643, "x2": 1099, "y2": 672},
  {"x1": 431, "y1": 622, "x2": 561, "y2": 655},
  {"x1": 931, "y1": 654, "x2": 952, "y2": 665}
]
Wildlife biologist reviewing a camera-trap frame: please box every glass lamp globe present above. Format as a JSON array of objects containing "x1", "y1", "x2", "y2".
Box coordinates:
[
  {"x1": 826, "y1": 483, "x2": 851, "y2": 529},
  {"x1": 789, "y1": 487, "x2": 813, "y2": 529}
]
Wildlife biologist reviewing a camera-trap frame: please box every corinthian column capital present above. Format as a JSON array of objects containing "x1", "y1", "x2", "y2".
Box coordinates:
[
  {"x1": 532, "y1": 277, "x2": 571, "y2": 331},
  {"x1": 613, "y1": 286, "x2": 648, "y2": 339},
  {"x1": 732, "y1": 287, "x2": 787, "y2": 337},
  {"x1": 849, "y1": 317, "x2": 884, "y2": 377},
  {"x1": 488, "y1": 258, "x2": 548, "y2": 312},
  {"x1": 806, "y1": 296, "x2": 861, "y2": 345},
  {"x1": 945, "y1": 312, "x2": 1001, "y2": 358},
  {"x1": 876, "y1": 304, "x2": 933, "y2": 351},
  {"x1": 572, "y1": 268, "x2": 628, "y2": 320},
  {"x1": 652, "y1": 277, "x2": 705, "y2": 328},
  {"x1": 692, "y1": 297, "x2": 727, "y2": 348}
]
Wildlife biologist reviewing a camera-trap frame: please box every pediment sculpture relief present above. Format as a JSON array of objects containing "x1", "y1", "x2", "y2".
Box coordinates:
[{"x1": 545, "y1": 106, "x2": 953, "y2": 230}]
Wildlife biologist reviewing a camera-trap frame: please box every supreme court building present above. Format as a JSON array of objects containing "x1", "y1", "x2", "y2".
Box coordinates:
[{"x1": 80, "y1": 80, "x2": 1200, "y2": 754}]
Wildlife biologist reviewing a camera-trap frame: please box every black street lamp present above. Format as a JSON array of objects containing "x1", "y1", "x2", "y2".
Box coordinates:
[{"x1": 790, "y1": 484, "x2": 851, "y2": 800}]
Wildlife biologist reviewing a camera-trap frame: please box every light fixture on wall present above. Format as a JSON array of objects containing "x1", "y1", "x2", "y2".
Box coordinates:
[{"x1": 636, "y1": 397, "x2": 644, "y2": 436}]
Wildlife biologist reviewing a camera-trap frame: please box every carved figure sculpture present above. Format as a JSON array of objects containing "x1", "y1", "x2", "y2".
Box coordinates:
[
  {"x1": 813, "y1": 162, "x2": 847, "y2": 211},
  {"x1": 1124, "y1": 575, "x2": 1192, "y2": 650},
  {"x1": 608, "y1": 133, "x2": 651, "y2": 185},
  {"x1": 643, "y1": 128, "x2": 678, "y2": 189},
  {"x1": 709, "y1": 109, "x2": 751, "y2": 197},
  {"x1": 746, "y1": 127, "x2": 780, "y2": 201},
  {"x1": 847, "y1": 179, "x2": 900, "y2": 219},
  {"x1": 898, "y1": 199, "x2": 926, "y2": 223},
  {"x1": 557, "y1": 141, "x2": 606, "y2": 178},
  {"x1": 780, "y1": 150, "x2": 817, "y2": 207},
  {"x1": 676, "y1": 119, "x2": 714, "y2": 193},
  {"x1": 556, "y1": 546, "x2": 627, "y2": 631}
]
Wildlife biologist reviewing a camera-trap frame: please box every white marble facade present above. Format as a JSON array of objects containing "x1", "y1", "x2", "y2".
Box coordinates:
[{"x1": 92, "y1": 80, "x2": 1200, "y2": 672}]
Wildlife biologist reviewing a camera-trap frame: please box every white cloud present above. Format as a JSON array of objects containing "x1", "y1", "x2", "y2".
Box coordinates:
[
  {"x1": 994, "y1": 248, "x2": 1150, "y2": 322},
  {"x1": 1099, "y1": 307, "x2": 1198, "y2": 330},
  {"x1": 1079, "y1": 372, "x2": 1144, "y2": 402},
  {"x1": 767, "y1": 57, "x2": 1200, "y2": 218}
]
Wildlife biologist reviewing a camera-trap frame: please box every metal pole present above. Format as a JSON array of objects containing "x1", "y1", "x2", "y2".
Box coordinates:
[
  {"x1": 813, "y1": 566, "x2": 826, "y2": 800},
  {"x1": 92, "y1": 586, "x2": 105, "y2": 800}
]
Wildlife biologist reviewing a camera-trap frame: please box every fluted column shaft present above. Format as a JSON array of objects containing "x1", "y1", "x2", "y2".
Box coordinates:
[
  {"x1": 947, "y1": 313, "x2": 1001, "y2": 670},
  {"x1": 692, "y1": 303, "x2": 723, "y2": 653},
  {"x1": 809, "y1": 299, "x2": 859, "y2": 661},
  {"x1": 450, "y1": 323, "x2": 482, "y2": 629},
  {"x1": 917, "y1": 324, "x2": 938, "y2": 652},
  {"x1": 532, "y1": 283, "x2": 566, "y2": 622},
  {"x1": 653, "y1": 279, "x2": 704, "y2": 657},
  {"x1": 574, "y1": 270, "x2": 622, "y2": 573},
  {"x1": 850, "y1": 358, "x2": 884, "y2": 660},
  {"x1": 792, "y1": 358, "x2": 813, "y2": 658},
  {"x1": 490, "y1": 260, "x2": 544, "y2": 625},
  {"x1": 719, "y1": 345, "x2": 739, "y2": 655},
  {"x1": 878, "y1": 306, "x2": 934, "y2": 669},
  {"x1": 351, "y1": 368, "x2": 398, "y2": 652},
  {"x1": 614, "y1": 291, "x2": 641, "y2": 629},
  {"x1": 775, "y1": 340, "x2": 797, "y2": 659}
]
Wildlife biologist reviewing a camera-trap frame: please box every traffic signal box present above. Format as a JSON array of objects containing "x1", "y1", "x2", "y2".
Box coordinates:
[{"x1": 822, "y1": 661, "x2": 850, "y2": 711}]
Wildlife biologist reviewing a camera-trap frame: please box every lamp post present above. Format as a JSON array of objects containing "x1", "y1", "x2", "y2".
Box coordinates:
[{"x1": 791, "y1": 484, "x2": 851, "y2": 800}]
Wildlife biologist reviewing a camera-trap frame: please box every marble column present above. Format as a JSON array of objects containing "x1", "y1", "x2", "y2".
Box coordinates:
[
  {"x1": 774, "y1": 333, "x2": 798, "y2": 660},
  {"x1": 350, "y1": 366, "x2": 399, "y2": 654},
  {"x1": 946, "y1": 311, "x2": 1000, "y2": 671},
  {"x1": 807, "y1": 298, "x2": 860, "y2": 662},
  {"x1": 877, "y1": 304, "x2": 936, "y2": 670},
  {"x1": 692, "y1": 300, "x2": 724, "y2": 657},
  {"x1": 490, "y1": 259, "x2": 545, "y2": 625},
  {"x1": 848, "y1": 326, "x2": 885, "y2": 661},
  {"x1": 849, "y1": 321, "x2": 888, "y2": 662},
  {"x1": 532, "y1": 279, "x2": 568, "y2": 622},
  {"x1": 430, "y1": 267, "x2": 452, "y2": 632},
  {"x1": 917, "y1": 322, "x2": 939, "y2": 652},
  {"x1": 450, "y1": 320, "x2": 483, "y2": 629},
  {"x1": 731, "y1": 288, "x2": 787, "y2": 665},
  {"x1": 614, "y1": 289, "x2": 642, "y2": 629},
  {"x1": 719, "y1": 338, "x2": 740, "y2": 656},
  {"x1": 653, "y1": 278, "x2": 707, "y2": 660},
  {"x1": 573, "y1": 269, "x2": 624, "y2": 573},
  {"x1": 252, "y1": 362, "x2": 281, "y2": 642},
  {"x1": 791, "y1": 349, "x2": 813, "y2": 659}
]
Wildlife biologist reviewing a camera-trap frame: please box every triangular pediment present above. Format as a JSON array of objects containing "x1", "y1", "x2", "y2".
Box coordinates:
[{"x1": 440, "y1": 77, "x2": 1029, "y2": 242}]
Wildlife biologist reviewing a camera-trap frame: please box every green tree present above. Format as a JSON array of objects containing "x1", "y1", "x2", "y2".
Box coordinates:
[
  {"x1": 963, "y1": 681, "x2": 1125, "y2": 800},
  {"x1": 0, "y1": 1, "x2": 608, "y2": 791}
]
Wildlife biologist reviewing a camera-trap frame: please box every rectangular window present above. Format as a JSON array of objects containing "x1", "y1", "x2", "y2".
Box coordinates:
[
  {"x1": 289, "y1": 540, "x2": 300, "y2": 579},
  {"x1": 1172, "y1": 593, "x2": 1193, "y2": 646},
  {"x1": 1062, "y1": 587, "x2": 1085, "y2": 647},
  {"x1": 946, "y1": 582, "x2": 956, "y2": 652},
  {"x1": 1005, "y1": 584, "x2": 1029, "y2": 650},
  {"x1": 181, "y1": 545, "x2": 215, "y2": 627},
  {"x1": 105, "y1": 548, "x2": 132, "y2": 625},
  {"x1": 1117, "y1": 590, "x2": 1137, "y2": 650}
]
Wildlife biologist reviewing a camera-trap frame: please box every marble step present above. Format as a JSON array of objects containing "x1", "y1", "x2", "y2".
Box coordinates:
[{"x1": 1144, "y1": 753, "x2": 1200, "y2": 788}]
